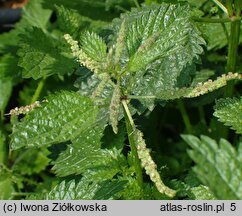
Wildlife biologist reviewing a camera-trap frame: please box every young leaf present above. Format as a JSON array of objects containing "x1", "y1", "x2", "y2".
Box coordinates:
[
  {"x1": 18, "y1": 28, "x2": 76, "y2": 79},
  {"x1": 182, "y1": 135, "x2": 242, "y2": 199},
  {"x1": 113, "y1": 3, "x2": 205, "y2": 109},
  {"x1": 11, "y1": 91, "x2": 100, "y2": 149},
  {"x1": 214, "y1": 97, "x2": 242, "y2": 135},
  {"x1": 118, "y1": 4, "x2": 205, "y2": 71},
  {"x1": 80, "y1": 32, "x2": 107, "y2": 64},
  {"x1": 64, "y1": 32, "x2": 107, "y2": 74},
  {"x1": 56, "y1": 5, "x2": 83, "y2": 36}
]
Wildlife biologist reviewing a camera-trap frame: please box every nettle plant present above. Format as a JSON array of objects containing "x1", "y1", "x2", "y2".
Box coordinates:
[{"x1": 1, "y1": 0, "x2": 242, "y2": 199}]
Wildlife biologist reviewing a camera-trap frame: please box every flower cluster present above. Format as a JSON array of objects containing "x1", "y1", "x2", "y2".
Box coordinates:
[
  {"x1": 109, "y1": 85, "x2": 121, "y2": 134},
  {"x1": 186, "y1": 72, "x2": 242, "y2": 98},
  {"x1": 64, "y1": 34, "x2": 101, "y2": 73},
  {"x1": 8, "y1": 100, "x2": 47, "y2": 116},
  {"x1": 135, "y1": 129, "x2": 176, "y2": 197}
]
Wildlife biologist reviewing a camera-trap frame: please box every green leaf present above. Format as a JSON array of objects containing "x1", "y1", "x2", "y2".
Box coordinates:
[
  {"x1": 170, "y1": 171, "x2": 216, "y2": 200},
  {"x1": 182, "y1": 135, "x2": 242, "y2": 199},
  {"x1": 117, "y1": 177, "x2": 143, "y2": 199},
  {"x1": 119, "y1": 4, "x2": 204, "y2": 72},
  {"x1": 191, "y1": 69, "x2": 215, "y2": 86},
  {"x1": 170, "y1": 180, "x2": 216, "y2": 200},
  {"x1": 0, "y1": 0, "x2": 51, "y2": 54},
  {"x1": 214, "y1": 97, "x2": 242, "y2": 135},
  {"x1": 0, "y1": 54, "x2": 20, "y2": 113},
  {"x1": 52, "y1": 126, "x2": 126, "y2": 178},
  {"x1": 43, "y1": 0, "x2": 119, "y2": 21},
  {"x1": 200, "y1": 22, "x2": 229, "y2": 50},
  {"x1": 0, "y1": 178, "x2": 14, "y2": 200},
  {"x1": 112, "y1": 3, "x2": 205, "y2": 109},
  {"x1": 188, "y1": 185, "x2": 216, "y2": 200},
  {"x1": 29, "y1": 179, "x2": 127, "y2": 200},
  {"x1": 12, "y1": 148, "x2": 50, "y2": 175},
  {"x1": 64, "y1": 32, "x2": 107, "y2": 74},
  {"x1": 80, "y1": 31, "x2": 107, "y2": 64},
  {"x1": 0, "y1": 131, "x2": 7, "y2": 164},
  {"x1": 92, "y1": 180, "x2": 127, "y2": 199},
  {"x1": 56, "y1": 6, "x2": 108, "y2": 37},
  {"x1": 20, "y1": 0, "x2": 52, "y2": 31},
  {"x1": 18, "y1": 28, "x2": 76, "y2": 79},
  {"x1": 102, "y1": 124, "x2": 126, "y2": 150},
  {"x1": 56, "y1": 5, "x2": 83, "y2": 36},
  {"x1": 0, "y1": 80, "x2": 12, "y2": 114},
  {"x1": 0, "y1": 166, "x2": 14, "y2": 199},
  {"x1": 11, "y1": 91, "x2": 100, "y2": 149},
  {"x1": 75, "y1": 71, "x2": 113, "y2": 99}
]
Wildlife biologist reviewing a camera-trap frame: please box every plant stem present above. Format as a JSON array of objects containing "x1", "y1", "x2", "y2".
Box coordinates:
[
  {"x1": 122, "y1": 100, "x2": 144, "y2": 193},
  {"x1": 177, "y1": 100, "x2": 193, "y2": 134},
  {"x1": 225, "y1": 19, "x2": 241, "y2": 97},
  {"x1": 225, "y1": 0, "x2": 233, "y2": 16},
  {"x1": 193, "y1": 17, "x2": 238, "y2": 23},
  {"x1": 227, "y1": 20, "x2": 240, "y2": 72},
  {"x1": 31, "y1": 77, "x2": 46, "y2": 103}
]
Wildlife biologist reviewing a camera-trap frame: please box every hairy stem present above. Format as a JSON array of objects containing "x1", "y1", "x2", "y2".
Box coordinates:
[
  {"x1": 225, "y1": 18, "x2": 241, "y2": 97},
  {"x1": 178, "y1": 100, "x2": 193, "y2": 134},
  {"x1": 122, "y1": 100, "x2": 144, "y2": 193},
  {"x1": 31, "y1": 77, "x2": 46, "y2": 103},
  {"x1": 227, "y1": 21, "x2": 240, "y2": 72}
]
